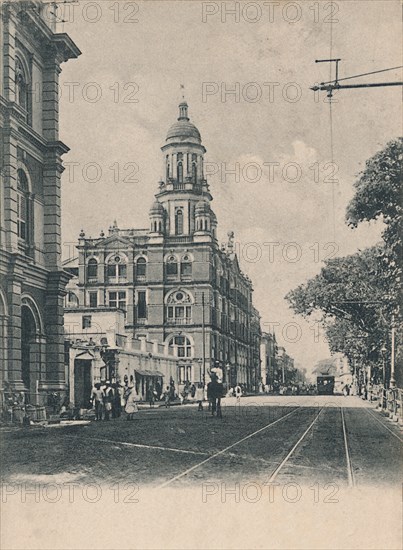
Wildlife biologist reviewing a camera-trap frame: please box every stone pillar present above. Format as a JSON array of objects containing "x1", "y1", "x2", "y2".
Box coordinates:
[
  {"x1": 42, "y1": 54, "x2": 60, "y2": 142},
  {"x1": 2, "y1": 135, "x2": 19, "y2": 253},
  {"x1": 43, "y1": 148, "x2": 65, "y2": 270},
  {"x1": 0, "y1": 309, "x2": 9, "y2": 390},
  {"x1": 197, "y1": 155, "x2": 202, "y2": 182},
  {"x1": 98, "y1": 251, "x2": 105, "y2": 284},
  {"x1": 172, "y1": 153, "x2": 177, "y2": 179},
  {"x1": 45, "y1": 271, "x2": 71, "y2": 388},
  {"x1": 6, "y1": 258, "x2": 25, "y2": 391},
  {"x1": 2, "y1": 7, "x2": 16, "y2": 103},
  {"x1": 183, "y1": 151, "x2": 188, "y2": 178}
]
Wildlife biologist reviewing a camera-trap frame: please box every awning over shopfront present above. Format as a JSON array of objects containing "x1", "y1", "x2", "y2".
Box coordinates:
[{"x1": 135, "y1": 370, "x2": 164, "y2": 377}]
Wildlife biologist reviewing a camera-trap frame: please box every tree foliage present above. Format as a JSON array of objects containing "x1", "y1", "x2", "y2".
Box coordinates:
[
  {"x1": 286, "y1": 246, "x2": 390, "y2": 366},
  {"x1": 346, "y1": 137, "x2": 402, "y2": 310},
  {"x1": 286, "y1": 137, "x2": 402, "y2": 374}
]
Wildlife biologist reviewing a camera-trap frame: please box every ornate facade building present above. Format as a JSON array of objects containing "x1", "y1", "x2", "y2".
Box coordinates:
[
  {"x1": 0, "y1": 1, "x2": 80, "y2": 405},
  {"x1": 64, "y1": 101, "x2": 261, "y2": 389}
]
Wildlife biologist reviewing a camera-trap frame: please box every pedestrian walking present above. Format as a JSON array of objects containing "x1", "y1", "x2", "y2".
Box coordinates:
[
  {"x1": 103, "y1": 382, "x2": 113, "y2": 421},
  {"x1": 208, "y1": 374, "x2": 224, "y2": 418},
  {"x1": 195, "y1": 383, "x2": 204, "y2": 411},
  {"x1": 112, "y1": 383, "x2": 122, "y2": 418},
  {"x1": 207, "y1": 378, "x2": 213, "y2": 412},
  {"x1": 234, "y1": 384, "x2": 242, "y2": 404},
  {"x1": 90, "y1": 383, "x2": 104, "y2": 421},
  {"x1": 163, "y1": 386, "x2": 171, "y2": 408},
  {"x1": 124, "y1": 386, "x2": 139, "y2": 420},
  {"x1": 148, "y1": 384, "x2": 155, "y2": 408}
]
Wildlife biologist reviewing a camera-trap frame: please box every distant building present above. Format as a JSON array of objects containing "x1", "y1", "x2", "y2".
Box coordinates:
[
  {"x1": 64, "y1": 100, "x2": 261, "y2": 390},
  {"x1": 260, "y1": 331, "x2": 277, "y2": 386},
  {"x1": 0, "y1": 1, "x2": 80, "y2": 406},
  {"x1": 276, "y1": 346, "x2": 295, "y2": 385}
]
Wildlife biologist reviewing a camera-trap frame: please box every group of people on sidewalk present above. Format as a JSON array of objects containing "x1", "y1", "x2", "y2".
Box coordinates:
[
  {"x1": 90, "y1": 382, "x2": 125, "y2": 421},
  {"x1": 88, "y1": 373, "x2": 229, "y2": 422}
]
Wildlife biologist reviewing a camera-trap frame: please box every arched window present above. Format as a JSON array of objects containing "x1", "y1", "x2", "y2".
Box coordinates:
[
  {"x1": 166, "y1": 155, "x2": 170, "y2": 181},
  {"x1": 166, "y1": 290, "x2": 192, "y2": 324},
  {"x1": 15, "y1": 58, "x2": 29, "y2": 112},
  {"x1": 87, "y1": 258, "x2": 98, "y2": 280},
  {"x1": 175, "y1": 209, "x2": 183, "y2": 235},
  {"x1": 192, "y1": 153, "x2": 197, "y2": 183},
  {"x1": 106, "y1": 255, "x2": 127, "y2": 282},
  {"x1": 166, "y1": 255, "x2": 178, "y2": 277},
  {"x1": 169, "y1": 335, "x2": 192, "y2": 358},
  {"x1": 181, "y1": 254, "x2": 192, "y2": 278},
  {"x1": 17, "y1": 169, "x2": 29, "y2": 241},
  {"x1": 177, "y1": 162, "x2": 183, "y2": 183},
  {"x1": 136, "y1": 257, "x2": 146, "y2": 279},
  {"x1": 177, "y1": 153, "x2": 183, "y2": 183}
]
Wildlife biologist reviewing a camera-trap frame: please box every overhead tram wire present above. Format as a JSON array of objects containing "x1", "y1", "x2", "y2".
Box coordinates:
[
  {"x1": 312, "y1": 57, "x2": 403, "y2": 246},
  {"x1": 319, "y1": 65, "x2": 403, "y2": 86}
]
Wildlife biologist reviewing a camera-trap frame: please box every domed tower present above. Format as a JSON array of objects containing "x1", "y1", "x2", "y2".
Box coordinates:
[
  {"x1": 194, "y1": 199, "x2": 211, "y2": 234},
  {"x1": 149, "y1": 200, "x2": 165, "y2": 234},
  {"x1": 156, "y1": 101, "x2": 212, "y2": 239}
]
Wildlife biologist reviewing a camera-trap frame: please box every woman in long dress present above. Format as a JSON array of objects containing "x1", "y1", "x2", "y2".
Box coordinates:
[{"x1": 124, "y1": 386, "x2": 139, "y2": 420}]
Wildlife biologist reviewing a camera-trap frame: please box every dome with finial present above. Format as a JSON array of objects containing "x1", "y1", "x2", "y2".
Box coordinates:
[
  {"x1": 149, "y1": 200, "x2": 164, "y2": 215},
  {"x1": 166, "y1": 101, "x2": 201, "y2": 143}
]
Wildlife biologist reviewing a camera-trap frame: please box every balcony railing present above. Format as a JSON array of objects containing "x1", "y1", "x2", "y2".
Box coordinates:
[{"x1": 166, "y1": 318, "x2": 192, "y2": 325}]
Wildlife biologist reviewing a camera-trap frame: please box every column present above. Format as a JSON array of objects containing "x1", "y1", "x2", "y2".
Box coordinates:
[
  {"x1": 43, "y1": 149, "x2": 64, "y2": 270},
  {"x1": 197, "y1": 155, "x2": 202, "y2": 182},
  {"x1": 183, "y1": 151, "x2": 188, "y2": 178},
  {"x1": 6, "y1": 260, "x2": 25, "y2": 391},
  {"x1": 172, "y1": 153, "x2": 177, "y2": 180},
  {"x1": 45, "y1": 271, "x2": 71, "y2": 388}
]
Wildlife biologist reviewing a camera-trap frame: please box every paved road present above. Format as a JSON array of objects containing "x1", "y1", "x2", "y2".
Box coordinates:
[{"x1": 1, "y1": 396, "x2": 401, "y2": 490}]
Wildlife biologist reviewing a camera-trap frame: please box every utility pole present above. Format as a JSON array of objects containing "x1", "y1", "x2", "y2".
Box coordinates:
[
  {"x1": 201, "y1": 292, "x2": 206, "y2": 386},
  {"x1": 311, "y1": 60, "x2": 403, "y2": 99}
]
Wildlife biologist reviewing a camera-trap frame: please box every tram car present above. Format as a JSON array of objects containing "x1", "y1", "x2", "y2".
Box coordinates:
[{"x1": 316, "y1": 375, "x2": 335, "y2": 395}]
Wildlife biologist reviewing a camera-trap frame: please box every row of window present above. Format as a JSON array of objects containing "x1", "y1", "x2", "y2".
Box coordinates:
[
  {"x1": 166, "y1": 153, "x2": 199, "y2": 184},
  {"x1": 86, "y1": 256, "x2": 192, "y2": 280}
]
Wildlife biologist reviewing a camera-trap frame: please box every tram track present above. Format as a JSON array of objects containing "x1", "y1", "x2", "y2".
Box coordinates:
[
  {"x1": 266, "y1": 407, "x2": 323, "y2": 483},
  {"x1": 156, "y1": 406, "x2": 302, "y2": 489},
  {"x1": 340, "y1": 407, "x2": 356, "y2": 488},
  {"x1": 365, "y1": 407, "x2": 403, "y2": 443}
]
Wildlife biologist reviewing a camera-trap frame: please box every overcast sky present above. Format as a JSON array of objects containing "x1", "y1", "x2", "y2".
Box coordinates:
[{"x1": 57, "y1": 0, "x2": 402, "y2": 375}]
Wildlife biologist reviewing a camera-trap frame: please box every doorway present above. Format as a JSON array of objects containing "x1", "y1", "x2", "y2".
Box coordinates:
[{"x1": 74, "y1": 359, "x2": 92, "y2": 408}]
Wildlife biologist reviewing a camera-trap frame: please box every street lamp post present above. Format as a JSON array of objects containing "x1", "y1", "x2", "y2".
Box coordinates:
[
  {"x1": 381, "y1": 343, "x2": 387, "y2": 408},
  {"x1": 197, "y1": 358, "x2": 202, "y2": 384},
  {"x1": 390, "y1": 315, "x2": 396, "y2": 388}
]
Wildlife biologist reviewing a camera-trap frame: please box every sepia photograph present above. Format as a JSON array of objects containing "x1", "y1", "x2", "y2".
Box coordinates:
[{"x1": 0, "y1": 1, "x2": 402, "y2": 549}]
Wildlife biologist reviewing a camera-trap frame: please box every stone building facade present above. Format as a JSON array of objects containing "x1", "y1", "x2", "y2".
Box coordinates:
[
  {"x1": 64, "y1": 101, "x2": 261, "y2": 389},
  {"x1": 0, "y1": 1, "x2": 80, "y2": 406},
  {"x1": 64, "y1": 309, "x2": 178, "y2": 406},
  {"x1": 260, "y1": 331, "x2": 277, "y2": 386}
]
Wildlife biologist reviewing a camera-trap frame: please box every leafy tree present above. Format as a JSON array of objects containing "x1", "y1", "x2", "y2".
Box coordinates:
[
  {"x1": 287, "y1": 138, "x2": 402, "y2": 384},
  {"x1": 346, "y1": 137, "x2": 402, "y2": 313},
  {"x1": 286, "y1": 245, "x2": 390, "y2": 368}
]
